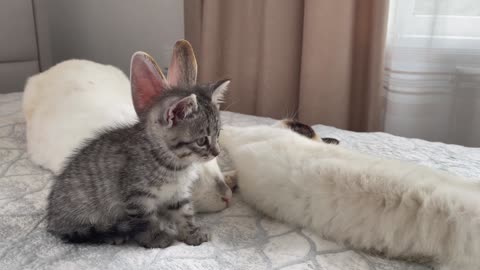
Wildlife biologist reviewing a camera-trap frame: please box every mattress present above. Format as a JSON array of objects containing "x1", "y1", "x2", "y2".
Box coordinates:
[{"x1": 1, "y1": 91, "x2": 479, "y2": 270}]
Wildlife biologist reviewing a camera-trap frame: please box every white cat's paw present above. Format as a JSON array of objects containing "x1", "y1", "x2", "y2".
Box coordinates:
[{"x1": 223, "y1": 170, "x2": 238, "y2": 190}]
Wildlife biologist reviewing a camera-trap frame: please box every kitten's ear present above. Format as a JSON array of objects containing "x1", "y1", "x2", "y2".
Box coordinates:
[
  {"x1": 167, "y1": 40, "x2": 197, "y2": 87},
  {"x1": 164, "y1": 94, "x2": 198, "y2": 127},
  {"x1": 130, "y1": 52, "x2": 168, "y2": 115},
  {"x1": 210, "y1": 79, "x2": 231, "y2": 108}
]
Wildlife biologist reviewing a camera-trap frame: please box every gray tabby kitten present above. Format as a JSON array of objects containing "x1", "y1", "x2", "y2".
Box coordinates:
[{"x1": 47, "y1": 50, "x2": 230, "y2": 248}]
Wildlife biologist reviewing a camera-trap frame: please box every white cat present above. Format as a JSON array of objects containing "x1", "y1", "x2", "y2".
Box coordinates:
[
  {"x1": 219, "y1": 124, "x2": 480, "y2": 270},
  {"x1": 23, "y1": 40, "x2": 232, "y2": 213}
]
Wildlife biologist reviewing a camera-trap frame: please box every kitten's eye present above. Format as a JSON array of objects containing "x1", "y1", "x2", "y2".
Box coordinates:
[{"x1": 196, "y1": 137, "x2": 208, "y2": 146}]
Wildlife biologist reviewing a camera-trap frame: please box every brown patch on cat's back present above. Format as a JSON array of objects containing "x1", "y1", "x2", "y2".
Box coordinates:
[
  {"x1": 281, "y1": 119, "x2": 318, "y2": 140},
  {"x1": 279, "y1": 119, "x2": 340, "y2": 145}
]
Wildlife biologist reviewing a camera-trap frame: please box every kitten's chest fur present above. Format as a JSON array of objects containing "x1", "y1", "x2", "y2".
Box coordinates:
[{"x1": 148, "y1": 167, "x2": 198, "y2": 203}]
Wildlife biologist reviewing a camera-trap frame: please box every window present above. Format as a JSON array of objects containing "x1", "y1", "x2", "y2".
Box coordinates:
[{"x1": 384, "y1": 0, "x2": 480, "y2": 146}]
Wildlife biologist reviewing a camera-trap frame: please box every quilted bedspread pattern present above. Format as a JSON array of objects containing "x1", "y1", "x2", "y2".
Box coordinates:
[{"x1": 1, "y1": 92, "x2": 479, "y2": 269}]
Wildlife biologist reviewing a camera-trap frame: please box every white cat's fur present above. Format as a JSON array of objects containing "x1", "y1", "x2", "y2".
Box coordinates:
[
  {"x1": 219, "y1": 124, "x2": 480, "y2": 270},
  {"x1": 23, "y1": 60, "x2": 136, "y2": 173},
  {"x1": 23, "y1": 59, "x2": 231, "y2": 213}
]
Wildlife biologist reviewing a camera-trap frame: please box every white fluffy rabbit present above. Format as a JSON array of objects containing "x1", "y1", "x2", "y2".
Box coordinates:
[{"x1": 23, "y1": 40, "x2": 232, "y2": 213}]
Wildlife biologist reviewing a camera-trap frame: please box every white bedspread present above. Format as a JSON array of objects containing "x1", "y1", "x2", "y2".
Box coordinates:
[{"x1": 1, "y1": 92, "x2": 479, "y2": 269}]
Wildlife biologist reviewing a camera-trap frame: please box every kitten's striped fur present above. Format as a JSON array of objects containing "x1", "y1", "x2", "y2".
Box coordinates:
[{"x1": 47, "y1": 50, "x2": 230, "y2": 248}]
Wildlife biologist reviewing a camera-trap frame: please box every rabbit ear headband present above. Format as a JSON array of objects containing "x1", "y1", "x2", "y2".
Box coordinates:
[{"x1": 130, "y1": 40, "x2": 197, "y2": 115}]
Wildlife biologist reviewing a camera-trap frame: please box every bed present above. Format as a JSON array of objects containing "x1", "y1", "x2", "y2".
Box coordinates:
[{"x1": 1, "y1": 92, "x2": 479, "y2": 270}]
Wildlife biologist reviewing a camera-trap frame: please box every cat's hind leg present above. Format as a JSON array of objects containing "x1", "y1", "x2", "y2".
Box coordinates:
[
  {"x1": 59, "y1": 227, "x2": 98, "y2": 244},
  {"x1": 134, "y1": 229, "x2": 176, "y2": 249},
  {"x1": 59, "y1": 225, "x2": 130, "y2": 245}
]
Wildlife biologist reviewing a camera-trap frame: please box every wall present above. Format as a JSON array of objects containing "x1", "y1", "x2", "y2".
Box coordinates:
[
  {"x1": 0, "y1": 0, "x2": 39, "y2": 92},
  {"x1": 45, "y1": 0, "x2": 184, "y2": 74}
]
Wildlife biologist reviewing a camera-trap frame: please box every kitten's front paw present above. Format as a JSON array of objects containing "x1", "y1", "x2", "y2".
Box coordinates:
[
  {"x1": 105, "y1": 236, "x2": 128, "y2": 245},
  {"x1": 138, "y1": 231, "x2": 175, "y2": 249},
  {"x1": 183, "y1": 227, "x2": 209, "y2": 246}
]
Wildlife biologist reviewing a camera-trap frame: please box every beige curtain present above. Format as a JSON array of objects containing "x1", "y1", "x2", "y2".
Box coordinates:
[{"x1": 185, "y1": 0, "x2": 389, "y2": 131}]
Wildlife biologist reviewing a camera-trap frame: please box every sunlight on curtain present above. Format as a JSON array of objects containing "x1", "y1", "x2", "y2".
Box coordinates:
[{"x1": 384, "y1": 0, "x2": 480, "y2": 147}]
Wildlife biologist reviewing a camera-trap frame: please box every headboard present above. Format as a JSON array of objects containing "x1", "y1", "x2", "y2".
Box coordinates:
[{"x1": 0, "y1": 0, "x2": 51, "y2": 93}]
